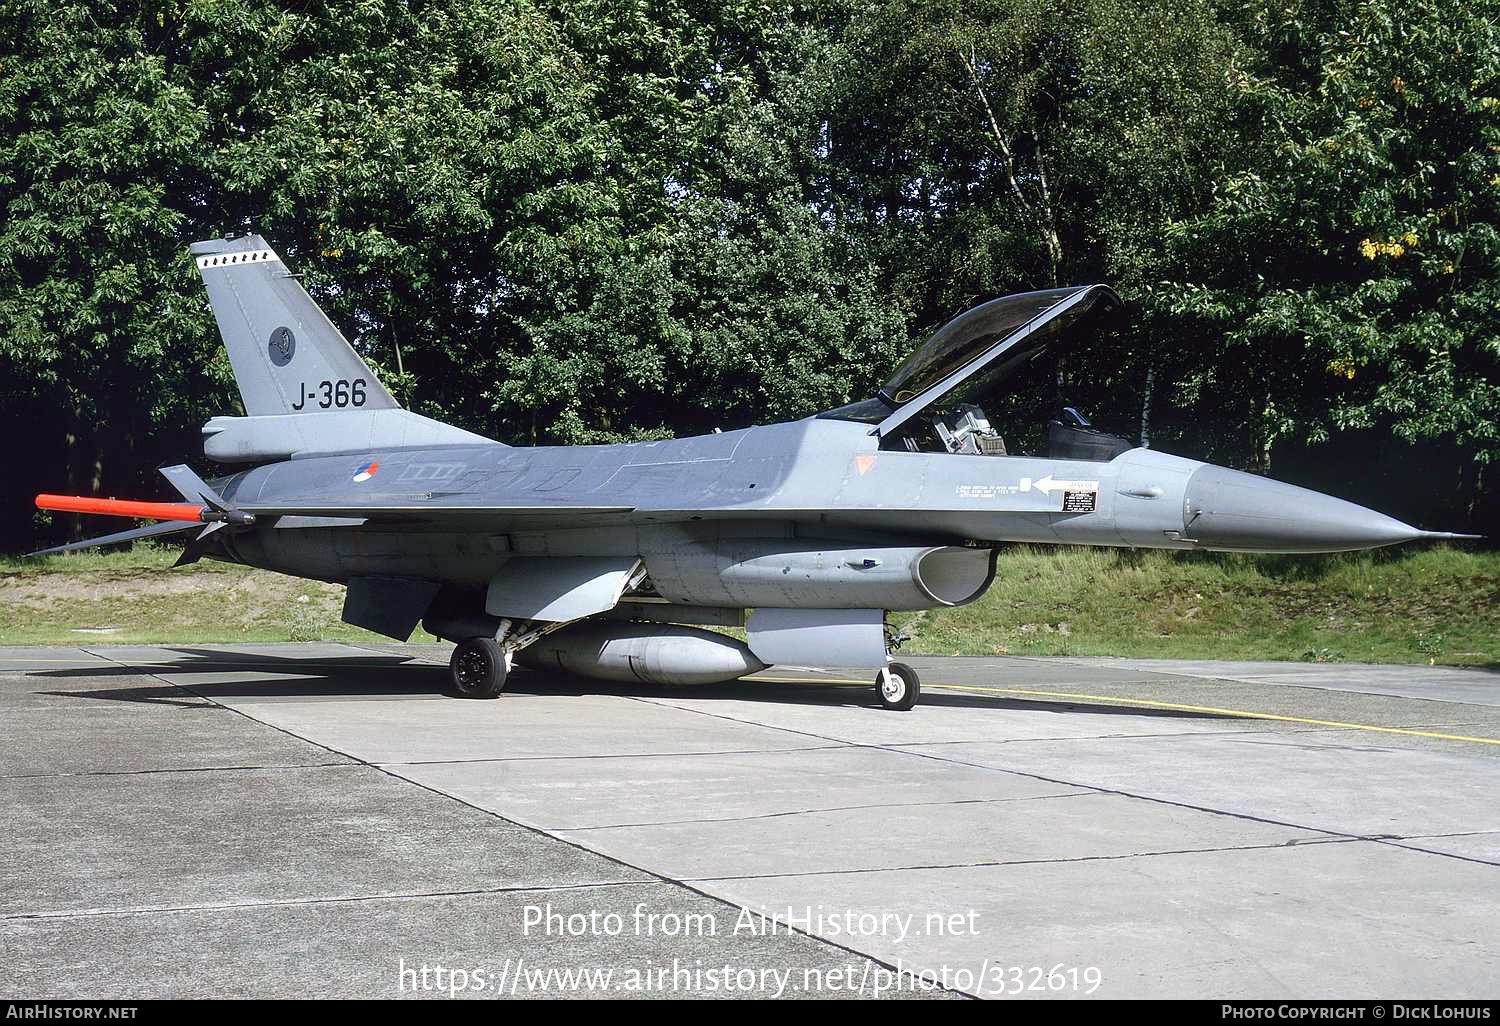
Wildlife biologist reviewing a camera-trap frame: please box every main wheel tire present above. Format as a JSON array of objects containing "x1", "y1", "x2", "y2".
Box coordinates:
[
  {"x1": 450, "y1": 638, "x2": 507, "y2": 699},
  {"x1": 876, "y1": 662, "x2": 920, "y2": 711}
]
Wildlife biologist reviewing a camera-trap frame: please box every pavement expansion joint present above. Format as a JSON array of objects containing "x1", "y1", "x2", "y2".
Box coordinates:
[
  {"x1": 378, "y1": 743, "x2": 849, "y2": 768},
  {"x1": 1203, "y1": 677, "x2": 1500, "y2": 708},
  {"x1": 0, "y1": 880, "x2": 660, "y2": 923},
  {"x1": 549, "y1": 789, "x2": 1094, "y2": 833},
  {"x1": 1397, "y1": 829, "x2": 1500, "y2": 840},
  {"x1": 0, "y1": 760, "x2": 353, "y2": 781},
  {"x1": 1383, "y1": 841, "x2": 1500, "y2": 869},
  {"x1": 891, "y1": 725, "x2": 1313, "y2": 746},
  {"x1": 685, "y1": 836, "x2": 1367, "y2": 883},
  {"x1": 630, "y1": 693, "x2": 1372, "y2": 845}
]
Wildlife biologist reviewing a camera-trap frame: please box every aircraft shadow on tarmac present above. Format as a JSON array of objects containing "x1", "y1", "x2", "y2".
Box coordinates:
[
  {"x1": 27, "y1": 647, "x2": 1242, "y2": 721},
  {"x1": 29, "y1": 647, "x2": 440, "y2": 702}
]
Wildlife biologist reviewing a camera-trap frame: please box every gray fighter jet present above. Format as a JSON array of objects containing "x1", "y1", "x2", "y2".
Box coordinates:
[{"x1": 31, "y1": 235, "x2": 1474, "y2": 709}]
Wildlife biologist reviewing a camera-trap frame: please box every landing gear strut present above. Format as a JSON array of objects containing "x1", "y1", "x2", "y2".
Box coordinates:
[
  {"x1": 876, "y1": 661, "x2": 920, "y2": 711},
  {"x1": 450, "y1": 638, "x2": 507, "y2": 699}
]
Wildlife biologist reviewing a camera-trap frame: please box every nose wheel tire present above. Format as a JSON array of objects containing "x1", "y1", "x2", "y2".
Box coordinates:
[
  {"x1": 450, "y1": 638, "x2": 507, "y2": 699},
  {"x1": 876, "y1": 662, "x2": 920, "y2": 711}
]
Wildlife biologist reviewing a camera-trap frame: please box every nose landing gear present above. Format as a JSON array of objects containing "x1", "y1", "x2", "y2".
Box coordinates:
[{"x1": 876, "y1": 662, "x2": 920, "y2": 711}]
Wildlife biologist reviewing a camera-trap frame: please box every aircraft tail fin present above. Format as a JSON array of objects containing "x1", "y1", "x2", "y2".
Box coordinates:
[{"x1": 189, "y1": 234, "x2": 400, "y2": 417}]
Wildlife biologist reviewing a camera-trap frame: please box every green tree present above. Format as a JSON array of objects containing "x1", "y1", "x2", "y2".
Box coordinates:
[
  {"x1": 2, "y1": 0, "x2": 1494, "y2": 548},
  {"x1": 0, "y1": 0, "x2": 229, "y2": 507},
  {"x1": 804, "y1": 0, "x2": 1239, "y2": 437},
  {"x1": 1158, "y1": 0, "x2": 1500, "y2": 484},
  {"x1": 0, "y1": 0, "x2": 620, "y2": 538},
  {"x1": 503, "y1": 1, "x2": 910, "y2": 440}
]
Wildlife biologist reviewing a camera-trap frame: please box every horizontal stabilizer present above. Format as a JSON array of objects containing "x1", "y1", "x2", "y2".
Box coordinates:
[
  {"x1": 159, "y1": 464, "x2": 228, "y2": 507},
  {"x1": 26, "y1": 520, "x2": 200, "y2": 557}
]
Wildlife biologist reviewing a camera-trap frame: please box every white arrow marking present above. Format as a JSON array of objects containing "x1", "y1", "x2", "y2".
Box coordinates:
[{"x1": 1031, "y1": 475, "x2": 1099, "y2": 495}]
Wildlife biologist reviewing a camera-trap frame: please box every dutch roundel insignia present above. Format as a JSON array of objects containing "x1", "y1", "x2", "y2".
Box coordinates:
[
  {"x1": 353, "y1": 460, "x2": 378, "y2": 482},
  {"x1": 268, "y1": 326, "x2": 296, "y2": 366}
]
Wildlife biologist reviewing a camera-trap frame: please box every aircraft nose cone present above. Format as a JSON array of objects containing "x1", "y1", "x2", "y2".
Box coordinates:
[{"x1": 1183, "y1": 465, "x2": 1424, "y2": 553}]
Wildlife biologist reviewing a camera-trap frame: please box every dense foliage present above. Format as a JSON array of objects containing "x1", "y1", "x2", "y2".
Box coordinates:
[{"x1": 1, "y1": 0, "x2": 1495, "y2": 548}]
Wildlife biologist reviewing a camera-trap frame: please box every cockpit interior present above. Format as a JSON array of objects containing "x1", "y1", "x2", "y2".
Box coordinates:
[{"x1": 819, "y1": 284, "x2": 1136, "y2": 462}]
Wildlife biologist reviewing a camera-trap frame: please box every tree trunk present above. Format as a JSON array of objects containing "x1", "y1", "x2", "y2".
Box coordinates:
[
  {"x1": 61, "y1": 417, "x2": 105, "y2": 542},
  {"x1": 1140, "y1": 364, "x2": 1154, "y2": 448}
]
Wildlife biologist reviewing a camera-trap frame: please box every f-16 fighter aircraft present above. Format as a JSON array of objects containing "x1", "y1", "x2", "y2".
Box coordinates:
[{"x1": 31, "y1": 235, "x2": 1474, "y2": 709}]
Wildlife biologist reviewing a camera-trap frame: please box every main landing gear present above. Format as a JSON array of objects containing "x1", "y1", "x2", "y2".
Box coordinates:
[
  {"x1": 449, "y1": 638, "x2": 507, "y2": 699},
  {"x1": 443, "y1": 617, "x2": 567, "y2": 699},
  {"x1": 876, "y1": 662, "x2": 920, "y2": 711}
]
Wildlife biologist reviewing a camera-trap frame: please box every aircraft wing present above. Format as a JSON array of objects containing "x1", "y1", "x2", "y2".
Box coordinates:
[
  {"x1": 160, "y1": 463, "x2": 635, "y2": 524},
  {"x1": 35, "y1": 482, "x2": 637, "y2": 552},
  {"x1": 239, "y1": 501, "x2": 635, "y2": 520}
]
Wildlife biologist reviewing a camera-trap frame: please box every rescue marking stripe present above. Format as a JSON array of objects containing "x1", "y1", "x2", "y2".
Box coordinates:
[{"x1": 196, "y1": 249, "x2": 280, "y2": 269}]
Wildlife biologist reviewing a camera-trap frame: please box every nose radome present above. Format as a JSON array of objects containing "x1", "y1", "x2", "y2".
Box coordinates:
[{"x1": 1183, "y1": 465, "x2": 1427, "y2": 553}]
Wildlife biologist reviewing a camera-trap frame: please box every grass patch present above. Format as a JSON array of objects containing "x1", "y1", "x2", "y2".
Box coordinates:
[
  {"x1": 894, "y1": 544, "x2": 1500, "y2": 667},
  {"x1": 0, "y1": 545, "x2": 391, "y2": 646},
  {"x1": 2, "y1": 543, "x2": 1496, "y2": 666}
]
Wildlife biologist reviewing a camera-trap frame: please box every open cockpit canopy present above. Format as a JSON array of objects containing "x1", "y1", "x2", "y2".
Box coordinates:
[{"x1": 821, "y1": 284, "x2": 1122, "y2": 440}]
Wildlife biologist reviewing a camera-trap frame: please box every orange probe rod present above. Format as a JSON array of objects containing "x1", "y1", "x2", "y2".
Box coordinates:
[{"x1": 36, "y1": 494, "x2": 208, "y2": 522}]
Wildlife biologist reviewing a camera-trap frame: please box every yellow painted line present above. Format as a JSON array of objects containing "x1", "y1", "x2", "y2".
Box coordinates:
[
  {"x1": 750, "y1": 675, "x2": 1500, "y2": 747},
  {"x1": 932, "y1": 683, "x2": 1500, "y2": 746}
]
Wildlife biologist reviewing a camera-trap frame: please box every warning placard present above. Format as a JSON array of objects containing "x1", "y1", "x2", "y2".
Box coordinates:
[{"x1": 1061, "y1": 490, "x2": 1097, "y2": 512}]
